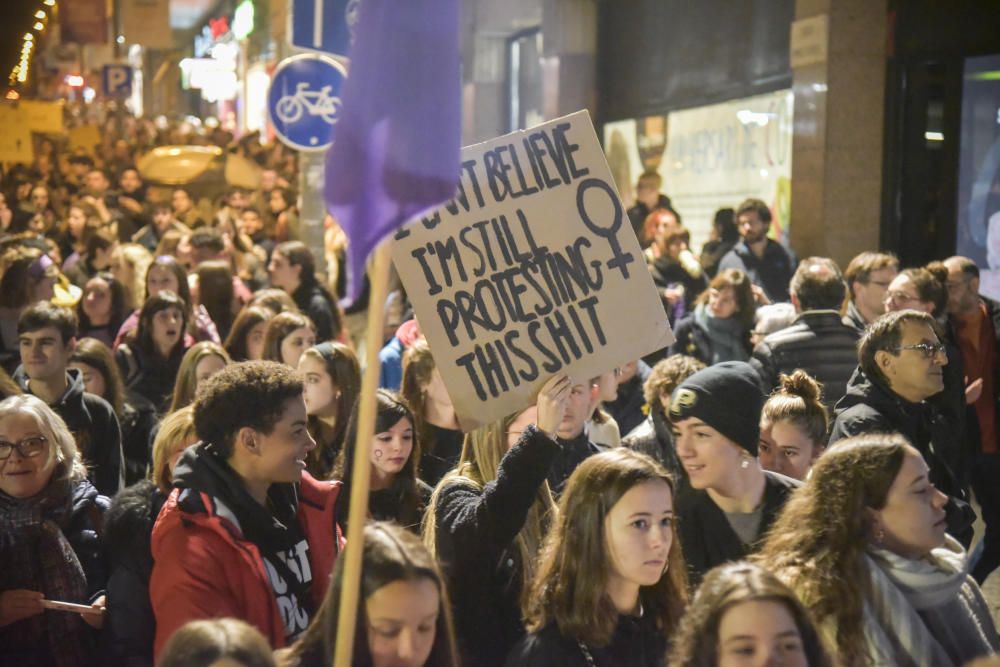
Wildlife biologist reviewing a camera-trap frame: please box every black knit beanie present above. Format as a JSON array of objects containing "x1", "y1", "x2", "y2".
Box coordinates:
[{"x1": 667, "y1": 361, "x2": 765, "y2": 456}]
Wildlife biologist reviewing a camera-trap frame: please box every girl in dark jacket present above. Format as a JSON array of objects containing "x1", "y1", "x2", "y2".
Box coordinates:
[
  {"x1": 70, "y1": 337, "x2": 157, "y2": 486},
  {"x1": 333, "y1": 390, "x2": 430, "y2": 533},
  {"x1": 508, "y1": 449, "x2": 688, "y2": 667},
  {"x1": 669, "y1": 269, "x2": 755, "y2": 366},
  {"x1": 0, "y1": 394, "x2": 110, "y2": 667},
  {"x1": 115, "y1": 291, "x2": 190, "y2": 415},
  {"x1": 104, "y1": 407, "x2": 197, "y2": 667},
  {"x1": 298, "y1": 342, "x2": 360, "y2": 480},
  {"x1": 423, "y1": 375, "x2": 570, "y2": 667}
]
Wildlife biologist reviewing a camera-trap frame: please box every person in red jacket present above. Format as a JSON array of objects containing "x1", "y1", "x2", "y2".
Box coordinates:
[{"x1": 149, "y1": 360, "x2": 345, "y2": 657}]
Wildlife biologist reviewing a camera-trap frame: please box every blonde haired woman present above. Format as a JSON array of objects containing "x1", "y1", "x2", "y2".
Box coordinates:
[
  {"x1": 105, "y1": 407, "x2": 197, "y2": 665},
  {"x1": 424, "y1": 375, "x2": 569, "y2": 667}
]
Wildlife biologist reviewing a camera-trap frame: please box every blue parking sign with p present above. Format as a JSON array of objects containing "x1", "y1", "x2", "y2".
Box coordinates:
[
  {"x1": 102, "y1": 65, "x2": 132, "y2": 97},
  {"x1": 268, "y1": 54, "x2": 348, "y2": 152}
]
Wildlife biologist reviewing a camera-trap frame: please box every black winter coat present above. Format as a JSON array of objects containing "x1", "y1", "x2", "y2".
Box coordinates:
[
  {"x1": 506, "y1": 613, "x2": 667, "y2": 667},
  {"x1": 14, "y1": 367, "x2": 124, "y2": 497},
  {"x1": 292, "y1": 282, "x2": 340, "y2": 343},
  {"x1": 669, "y1": 312, "x2": 752, "y2": 366},
  {"x1": 718, "y1": 239, "x2": 796, "y2": 303},
  {"x1": 676, "y1": 471, "x2": 799, "y2": 585},
  {"x1": 104, "y1": 480, "x2": 167, "y2": 667},
  {"x1": 433, "y1": 425, "x2": 560, "y2": 667},
  {"x1": 749, "y1": 310, "x2": 861, "y2": 410},
  {"x1": 830, "y1": 368, "x2": 976, "y2": 542}
]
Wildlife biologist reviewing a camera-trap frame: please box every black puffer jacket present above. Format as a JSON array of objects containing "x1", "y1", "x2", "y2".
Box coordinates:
[
  {"x1": 604, "y1": 361, "x2": 652, "y2": 438},
  {"x1": 104, "y1": 480, "x2": 167, "y2": 667},
  {"x1": 506, "y1": 612, "x2": 667, "y2": 667},
  {"x1": 830, "y1": 368, "x2": 975, "y2": 542},
  {"x1": 749, "y1": 310, "x2": 861, "y2": 409},
  {"x1": 433, "y1": 425, "x2": 559, "y2": 667}
]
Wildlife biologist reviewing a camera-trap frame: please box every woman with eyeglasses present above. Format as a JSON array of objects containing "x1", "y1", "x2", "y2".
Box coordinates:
[
  {"x1": 669, "y1": 269, "x2": 756, "y2": 367},
  {"x1": 0, "y1": 394, "x2": 110, "y2": 665}
]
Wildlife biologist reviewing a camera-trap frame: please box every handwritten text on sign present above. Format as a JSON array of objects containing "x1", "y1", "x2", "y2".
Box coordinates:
[{"x1": 392, "y1": 111, "x2": 673, "y2": 430}]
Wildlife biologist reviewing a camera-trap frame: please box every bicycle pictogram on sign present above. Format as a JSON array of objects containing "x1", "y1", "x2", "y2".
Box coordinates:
[{"x1": 275, "y1": 83, "x2": 342, "y2": 125}]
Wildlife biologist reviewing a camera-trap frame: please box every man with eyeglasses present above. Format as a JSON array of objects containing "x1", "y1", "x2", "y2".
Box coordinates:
[
  {"x1": 943, "y1": 255, "x2": 1000, "y2": 583},
  {"x1": 830, "y1": 309, "x2": 975, "y2": 544},
  {"x1": 842, "y1": 251, "x2": 899, "y2": 333}
]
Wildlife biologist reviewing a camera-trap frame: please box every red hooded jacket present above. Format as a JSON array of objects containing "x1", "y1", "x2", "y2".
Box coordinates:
[{"x1": 149, "y1": 472, "x2": 345, "y2": 657}]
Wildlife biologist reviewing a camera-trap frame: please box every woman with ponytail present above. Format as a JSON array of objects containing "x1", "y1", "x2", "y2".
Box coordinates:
[{"x1": 758, "y1": 370, "x2": 828, "y2": 481}]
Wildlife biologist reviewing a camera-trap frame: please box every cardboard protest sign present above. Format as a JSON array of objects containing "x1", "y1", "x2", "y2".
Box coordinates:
[
  {"x1": 20, "y1": 100, "x2": 65, "y2": 134},
  {"x1": 0, "y1": 106, "x2": 33, "y2": 163},
  {"x1": 392, "y1": 110, "x2": 674, "y2": 431},
  {"x1": 68, "y1": 125, "x2": 101, "y2": 153}
]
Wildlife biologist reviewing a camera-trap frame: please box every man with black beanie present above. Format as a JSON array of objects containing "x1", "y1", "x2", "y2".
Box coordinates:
[{"x1": 669, "y1": 361, "x2": 799, "y2": 583}]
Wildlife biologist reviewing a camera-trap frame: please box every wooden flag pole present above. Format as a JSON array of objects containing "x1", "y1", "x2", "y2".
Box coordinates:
[{"x1": 333, "y1": 240, "x2": 394, "y2": 667}]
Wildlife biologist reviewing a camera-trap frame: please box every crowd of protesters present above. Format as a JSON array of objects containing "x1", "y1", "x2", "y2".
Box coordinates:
[{"x1": 1, "y1": 116, "x2": 1000, "y2": 667}]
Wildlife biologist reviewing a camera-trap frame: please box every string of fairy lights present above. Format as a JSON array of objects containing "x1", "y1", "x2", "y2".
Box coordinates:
[{"x1": 7, "y1": 0, "x2": 56, "y2": 98}]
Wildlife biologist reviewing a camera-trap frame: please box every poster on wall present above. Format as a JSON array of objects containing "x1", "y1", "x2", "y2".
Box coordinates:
[
  {"x1": 955, "y1": 54, "x2": 1000, "y2": 301},
  {"x1": 393, "y1": 110, "x2": 674, "y2": 431},
  {"x1": 603, "y1": 89, "x2": 794, "y2": 254}
]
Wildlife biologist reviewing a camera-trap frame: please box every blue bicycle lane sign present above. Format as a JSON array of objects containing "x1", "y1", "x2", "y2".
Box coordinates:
[{"x1": 268, "y1": 53, "x2": 348, "y2": 152}]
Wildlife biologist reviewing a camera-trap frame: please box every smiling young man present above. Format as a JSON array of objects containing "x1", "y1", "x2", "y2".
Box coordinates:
[
  {"x1": 13, "y1": 302, "x2": 123, "y2": 496},
  {"x1": 149, "y1": 361, "x2": 345, "y2": 656},
  {"x1": 830, "y1": 309, "x2": 974, "y2": 543}
]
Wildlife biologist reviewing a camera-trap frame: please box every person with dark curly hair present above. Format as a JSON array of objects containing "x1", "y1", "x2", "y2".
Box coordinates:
[{"x1": 148, "y1": 361, "x2": 346, "y2": 658}]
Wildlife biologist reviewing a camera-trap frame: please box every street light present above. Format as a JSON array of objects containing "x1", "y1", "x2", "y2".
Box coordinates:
[
  {"x1": 34, "y1": 22, "x2": 44, "y2": 31},
  {"x1": 34, "y1": 10, "x2": 45, "y2": 19}
]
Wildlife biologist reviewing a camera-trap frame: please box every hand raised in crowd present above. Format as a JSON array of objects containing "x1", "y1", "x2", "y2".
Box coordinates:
[
  {"x1": 535, "y1": 374, "x2": 571, "y2": 438},
  {"x1": 966, "y1": 376, "x2": 984, "y2": 405},
  {"x1": 750, "y1": 283, "x2": 772, "y2": 306},
  {"x1": 0, "y1": 589, "x2": 44, "y2": 627},
  {"x1": 119, "y1": 196, "x2": 143, "y2": 214}
]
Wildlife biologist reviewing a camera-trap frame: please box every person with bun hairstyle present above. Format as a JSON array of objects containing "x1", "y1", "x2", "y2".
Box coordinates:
[
  {"x1": 508, "y1": 449, "x2": 688, "y2": 666},
  {"x1": 668, "y1": 361, "x2": 799, "y2": 584},
  {"x1": 668, "y1": 561, "x2": 832, "y2": 667},
  {"x1": 757, "y1": 371, "x2": 828, "y2": 481},
  {"x1": 760, "y1": 433, "x2": 1000, "y2": 667},
  {"x1": 424, "y1": 375, "x2": 569, "y2": 667}
]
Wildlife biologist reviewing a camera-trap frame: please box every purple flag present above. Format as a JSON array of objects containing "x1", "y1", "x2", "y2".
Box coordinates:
[{"x1": 324, "y1": 0, "x2": 461, "y2": 304}]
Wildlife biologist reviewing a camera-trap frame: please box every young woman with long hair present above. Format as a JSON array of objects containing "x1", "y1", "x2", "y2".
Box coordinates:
[
  {"x1": 262, "y1": 310, "x2": 316, "y2": 368},
  {"x1": 668, "y1": 362, "x2": 798, "y2": 584},
  {"x1": 298, "y1": 342, "x2": 360, "y2": 479},
  {"x1": 194, "y1": 259, "x2": 239, "y2": 341},
  {"x1": 285, "y1": 521, "x2": 459, "y2": 667},
  {"x1": 76, "y1": 272, "x2": 129, "y2": 348},
  {"x1": 70, "y1": 337, "x2": 156, "y2": 485},
  {"x1": 510, "y1": 449, "x2": 688, "y2": 666},
  {"x1": 224, "y1": 304, "x2": 276, "y2": 362},
  {"x1": 423, "y1": 375, "x2": 569, "y2": 667},
  {"x1": 115, "y1": 290, "x2": 190, "y2": 413},
  {"x1": 400, "y1": 338, "x2": 462, "y2": 487},
  {"x1": 759, "y1": 433, "x2": 1000, "y2": 666},
  {"x1": 668, "y1": 561, "x2": 832, "y2": 667},
  {"x1": 757, "y1": 370, "x2": 828, "y2": 481},
  {"x1": 168, "y1": 341, "x2": 231, "y2": 413},
  {"x1": 332, "y1": 390, "x2": 430, "y2": 533},
  {"x1": 669, "y1": 268, "x2": 756, "y2": 365}
]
